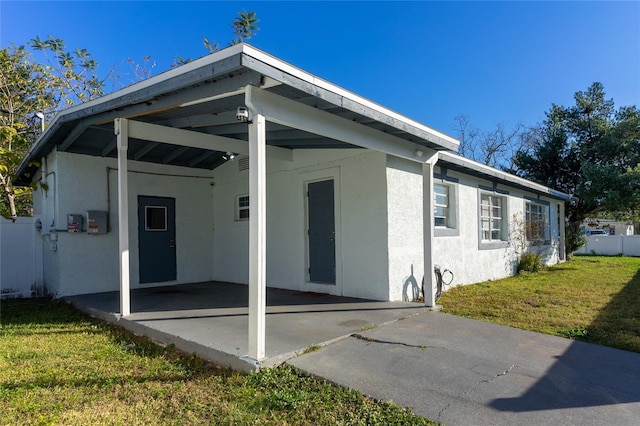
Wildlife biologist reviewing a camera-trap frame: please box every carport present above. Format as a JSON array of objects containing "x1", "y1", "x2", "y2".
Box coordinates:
[{"x1": 17, "y1": 44, "x2": 458, "y2": 364}]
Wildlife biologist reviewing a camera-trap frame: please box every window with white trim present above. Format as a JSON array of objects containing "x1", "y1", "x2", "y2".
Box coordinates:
[
  {"x1": 480, "y1": 193, "x2": 506, "y2": 241},
  {"x1": 434, "y1": 184, "x2": 450, "y2": 227},
  {"x1": 236, "y1": 195, "x2": 249, "y2": 221},
  {"x1": 526, "y1": 201, "x2": 548, "y2": 242}
]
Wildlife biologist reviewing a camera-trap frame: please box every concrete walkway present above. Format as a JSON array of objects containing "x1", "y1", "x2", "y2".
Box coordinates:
[
  {"x1": 288, "y1": 311, "x2": 640, "y2": 425},
  {"x1": 66, "y1": 281, "x2": 427, "y2": 372}
]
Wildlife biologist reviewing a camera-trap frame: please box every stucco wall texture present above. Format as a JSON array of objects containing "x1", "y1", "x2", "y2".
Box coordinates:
[
  {"x1": 35, "y1": 149, "x2": 216, "y2": 297},
  {"x1": 33, "y1": 149, "x2": 563, "y2": 301},
  {"x1": 384, "y1": 155, "x2": 562, "y2": 296}
]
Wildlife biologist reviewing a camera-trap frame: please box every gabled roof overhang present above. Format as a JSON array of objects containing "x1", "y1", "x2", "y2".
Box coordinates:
[{"x1": 16, "y1": 44, "x2": 458, "y2": 185}]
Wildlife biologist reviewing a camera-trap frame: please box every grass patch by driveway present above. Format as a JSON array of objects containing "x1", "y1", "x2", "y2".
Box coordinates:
[
  {"x1": 439, "y1": 255, "x2": 640, "y2": 353},
  {"x1": 0, "y1": 299, "x2": 433, "y2": 425}
]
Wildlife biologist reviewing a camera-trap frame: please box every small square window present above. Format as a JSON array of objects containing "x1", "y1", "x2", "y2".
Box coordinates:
[
  {"x1": 236, "y1": 195, "x2": 249, "y2": 221},
  {"x1": 145, "y1": 206, "x2": 167, "y2": 231}
]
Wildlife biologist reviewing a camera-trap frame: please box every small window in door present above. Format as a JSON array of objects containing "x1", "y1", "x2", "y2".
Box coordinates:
[{"x1": 145, "y1": 206, "x2": 167, "y2": 231}]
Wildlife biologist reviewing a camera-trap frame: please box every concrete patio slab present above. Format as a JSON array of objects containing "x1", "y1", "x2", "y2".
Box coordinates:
[{"x1": 65, "y1": 281, "x2": 427, "y2": 372}]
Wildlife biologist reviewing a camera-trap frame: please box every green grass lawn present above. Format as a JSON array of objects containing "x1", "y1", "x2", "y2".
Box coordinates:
[
  {"x1": 2, "y1": 256, "x2": 637, "y2": 424},
  {"x1": 0, "y1": 299, "x2": 433, "y2": 425},
  {"x1": 439, "y1": 255, "x2": 640, "y2": 353}
]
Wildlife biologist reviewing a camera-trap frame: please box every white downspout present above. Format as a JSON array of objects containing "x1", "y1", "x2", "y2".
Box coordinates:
[{"x1": 40, "y1": 156, "x2": 48, "y2": 229}]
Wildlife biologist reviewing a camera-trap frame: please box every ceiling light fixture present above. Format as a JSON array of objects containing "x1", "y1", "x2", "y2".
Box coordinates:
[{"x1": 222, "y1": 152, "x2": 237, "y2": 161}]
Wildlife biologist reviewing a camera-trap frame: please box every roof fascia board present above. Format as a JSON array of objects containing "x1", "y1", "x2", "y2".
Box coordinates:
[
  {"x1": 246, "y1": 86, "x2": 435, "y2": 163},
  {"x1": 126, "y1": 120, "x2": 293, "y2": 162},
  {"x1": 241, "y1": 46, "x2": 459, "y2": 151},
  {"x1": 339, "y1": 97, "x2": 458, "y2": 151},
  {"x1": 438, "y1": 151, "x2": 570, "y2": 201}
]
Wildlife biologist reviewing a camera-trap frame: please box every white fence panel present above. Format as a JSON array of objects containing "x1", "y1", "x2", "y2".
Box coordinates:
[
  {"x1": 0, "y1": 217, "x2": 39, "y2": 298},
  {"x1": 622, "y1": 236, "x2": 640, "y2": 257},
  {"x1": 574, "y1": 235, "x2": 640, "y2": 257}
]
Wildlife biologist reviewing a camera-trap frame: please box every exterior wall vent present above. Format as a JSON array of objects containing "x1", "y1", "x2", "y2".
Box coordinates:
[{"x1": 238, "y1": 156, "x2": 249, "y2": 171}]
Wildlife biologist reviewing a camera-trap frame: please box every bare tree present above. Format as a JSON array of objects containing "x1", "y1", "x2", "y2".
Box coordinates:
[
  {"x1": 452, "y1": 115, "x2": 525, "y2": 171},
  {"x1": 453, "y1": 115, "x2": 479, "y2": 160}
]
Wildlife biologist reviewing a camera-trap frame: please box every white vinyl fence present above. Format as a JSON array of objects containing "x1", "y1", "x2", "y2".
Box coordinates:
[
  {"x1": 0, "y1": 217, "x2": 42, "y2": 298},
  {"x1": 574, "y1": 235, "x2": 640, "y2": 257}
]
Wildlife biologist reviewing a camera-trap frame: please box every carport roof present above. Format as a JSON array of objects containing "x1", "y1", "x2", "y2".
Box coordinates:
[{"x1": 16, "y1": 43, "x2": 459, "y2": 185}]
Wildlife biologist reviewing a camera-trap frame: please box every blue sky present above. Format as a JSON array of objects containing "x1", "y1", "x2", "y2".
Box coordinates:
[{"x1": 1, "y1": 1, "x2": 638, "y2": 138}]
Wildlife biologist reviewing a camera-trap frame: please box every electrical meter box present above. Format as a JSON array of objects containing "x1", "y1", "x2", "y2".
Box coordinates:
[
  {"x1": 67, "y1": 214, "x2": 83, "y2": 233},
  {"x1": 87, "y1": 210, "x2": 108, "y2": 234}
]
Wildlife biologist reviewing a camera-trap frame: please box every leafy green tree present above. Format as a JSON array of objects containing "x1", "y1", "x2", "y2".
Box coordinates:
[
  {"x1": 0, "y1": 46, "x2": 54, "y2": 219},
  {"x1": 513, "y1": 82, "x2": 640, "y2": 255},
  {"x1": 29, "y1": 36, "x2": 108, "y2": 105},
  {"x1": 0, "y1": 40, "x2": 106, "y2": 219},
  {"x1": 173, "y1": 9, "x2": 259, "y2": 68},
  {"x1": 230, "y1": 9, "x2": 260, "y2": 45},
  {"x1": 1, "y1": 10, "x2": 259, "y2": 218}
]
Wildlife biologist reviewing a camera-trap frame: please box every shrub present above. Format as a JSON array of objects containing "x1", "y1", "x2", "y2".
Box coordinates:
[{"x1": 518, "y1": 252, "x2": 542, "y2": 273}]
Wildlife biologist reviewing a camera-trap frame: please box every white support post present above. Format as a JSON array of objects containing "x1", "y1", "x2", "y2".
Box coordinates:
[
  {"x1": 422, "y1": 157, "x2": 437, "y2": 307},
  {"x1": 247, "y1": 112, "x2": 267, "y2": 361},
  {"x1": 558, "y1": 202, "x2": 566, "y2": 261},
  {"x1": 115, "y1": 118, "x2": 131, "y2": 317}
]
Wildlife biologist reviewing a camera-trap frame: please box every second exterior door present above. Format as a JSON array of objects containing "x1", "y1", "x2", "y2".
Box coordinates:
[{"x1": 307, "y1": 179, "x2": 336, "y2": 284}]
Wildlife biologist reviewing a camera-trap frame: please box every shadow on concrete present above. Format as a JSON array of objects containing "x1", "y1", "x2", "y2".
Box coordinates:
[
  {"x1": 490, "y1": 266, "x2": 640, "y2": 412},
  {"x1": 72, "y1": 281, "x2": 394, "y2": 313}
]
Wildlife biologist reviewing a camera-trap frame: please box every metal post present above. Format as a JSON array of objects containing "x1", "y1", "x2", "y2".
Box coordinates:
[
  {"x1": 115, "y1": 118, "x2": 131, "y2": 317},
  {"x1": 247, "y1": 112, "x2": 267, "y2": 360},
  {"x1": 423, "y1": 158, "x2": 437, "y2": 307},
  {"x1": 558, "y1": 202, "x2": 566, "y2": 261}
]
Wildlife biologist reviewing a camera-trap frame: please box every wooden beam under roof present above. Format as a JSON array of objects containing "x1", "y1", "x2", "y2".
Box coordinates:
[
  {"x1": 162, "y1": 146, "x2": 190, "y2": 164},
  {"x1": 133, "y1": 142, "x2": 160, "y2": 161},
  {"x1": 126, "y1": 120, "x2": 293, "y2": 162}
]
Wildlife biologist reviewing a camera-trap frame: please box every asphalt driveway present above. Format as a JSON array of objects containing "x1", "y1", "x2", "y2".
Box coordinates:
[{"x1": 288, "y1": 311, "x2": 640, "y2": 425}]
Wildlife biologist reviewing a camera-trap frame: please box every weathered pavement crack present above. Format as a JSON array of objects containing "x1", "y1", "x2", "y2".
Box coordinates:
[
  {"x1": 351, "y1": 333, "x2": 443, "y2": 350},
  {"x1": 436, "y1": 364, "x2": 517, "y2": 423}
]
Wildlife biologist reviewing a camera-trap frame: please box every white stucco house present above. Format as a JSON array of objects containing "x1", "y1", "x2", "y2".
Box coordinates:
[{"x1": 16, "y1": 44, "x2": 569, "y2": 361}]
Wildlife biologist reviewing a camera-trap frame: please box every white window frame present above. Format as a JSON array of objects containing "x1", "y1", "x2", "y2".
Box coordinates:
[
  {"x1": 525, "y1": 199, "x2": 550, "y2": 244},
  {"x1": 478, "y1": 188, "x2": 509, "y2": 249},
  {"x1": 434, "y1": 182, "x2": 459, "y2": 237},
  {"x1": 236, "y1": 194, "x2": 249, "y2": 221},
  {"x1": 434, "y1": 184, "x2": 449, "y2": 227}
]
